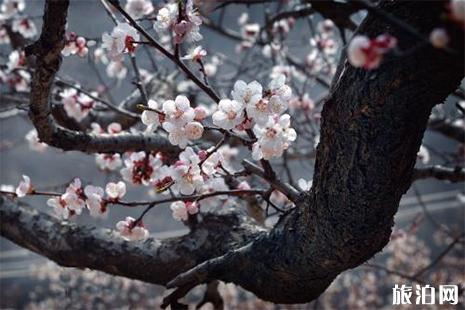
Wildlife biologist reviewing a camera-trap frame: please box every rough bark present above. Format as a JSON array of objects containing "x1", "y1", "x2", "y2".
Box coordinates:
[
  {"x1": 0, "y1": 196, "x2": 263, "y2": 285},
  {"x1": 165, "y1": 0, "x2": 465, "y2": 304},
  {"x1": 0, "y1": 0, "x2": 464, "y2": 306}
]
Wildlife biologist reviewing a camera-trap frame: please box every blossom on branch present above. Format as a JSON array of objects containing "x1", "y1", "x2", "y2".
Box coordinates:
[
  {"x1": 62, "y1": 32, "x2": 88, "y2": 57},
  {"x1": 347, "y1": 34, "x2": 397, "y2": 70},
  {"x1": 102, "y1": 22, "x2": 140, "y2": 60},
  {"x1": 212, "y1": 99, "x2": 245, "y2": 130},
  {"x1": 116, "y1": 216, "x2": 149, "y2": 241},
  {"x1": 105, "y1": 181, "x2": 126, "y2": 200},
  {"x1": 170, "y1": 201, "x2": 199, "y2": 221},
  {"x1": 252, "y1": 114, "x2": 297, "y2": 160},
  {"x1": 15, "y1": 175, "x2": 31, "y2": 197},
  {"x1": 121, "y1": 151, "x2": 162, "y2": 185},
  {"x1": 154, "y1": 0, "x2": 202, "y2": 44},
  {"x1": 84, "y1": 185, "x2": 107, "y2": 218},
  {"x1": 11, "y1": 18, "x2": 36, "y2": 38},
  {"x1": 161, "y1": 95, "x2": 204, "y2": 148}
]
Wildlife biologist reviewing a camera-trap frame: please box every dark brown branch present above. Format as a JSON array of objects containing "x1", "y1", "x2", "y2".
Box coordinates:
[
  {"x1": 242, "y1": 159, "x2": 300, "y2": 202},
  {"x1": 428, "y1": 115, "x2": 465, "y2": 143},
  {"x1": 412, "y1": 165, "x2": 465, "y2": 183},
  {"x1": 166, "y1": 0, "x2": 465, "y2": 304},
  {"x1": 0, "y1": 195, "x2": 263, "y2": 286}
]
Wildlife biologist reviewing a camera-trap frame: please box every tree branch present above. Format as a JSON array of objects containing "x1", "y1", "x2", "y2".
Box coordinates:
[
  {"x1": 0, "y1": 195, "x2": 263, "y2": 286},
  {"x1": 428, "y1": 115, "x2": 465, "y2": 143},
  {"x1": 26, "y1": 0, "x2": 179, "y2": 155},
  {"x1": 412, "y1": 165, "x2": 465, "y2": 183}
]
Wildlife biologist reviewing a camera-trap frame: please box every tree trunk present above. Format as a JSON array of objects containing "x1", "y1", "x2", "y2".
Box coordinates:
[{"x1": 1, "y1": 0, "x2": 463, "y2": 305}]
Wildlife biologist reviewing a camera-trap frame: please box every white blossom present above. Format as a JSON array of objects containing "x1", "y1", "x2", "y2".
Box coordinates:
[
  {"x1": 84, "y1": 185, "x2": 107, "y2": 218},
  {"x1": 170, "y1": 201, "x2": 198, "y2": 221},
  {"x1": 62, "y1": 178, "x2": 85, "y2": 215},
  {"x1": 181, "y1": 46, "x2": 207, "y2": 62},
  {"x1": 95, "y1": 154, "x2": 122, "y2": 171},
  {"x1": 116, "y1": 216, "x2": 149, "y2": 241},
  {"x1": 106, "y1": 60, "x2": 128, "y2": 79},
  {"x1": 252, "y1": 114, "x2": 297, "y2": 160},
  {"x1": 25, "y1": 129, "x2": 47, "y2": 152},
  {"x1": 154, "y1": 0, "x2": 202, "y2": 44},
  {"x1": 102, "y1": 22, "x2": 139, "y2": 60},
  {"x1": 62, "y1": 33, "x2": 88, "y2": 57},
  {"x1": 298, "y1": 178, "x2": 312, "y2": 191},
  {"x1": 141, "y1": 99, "x2": 162, "y2": 130},
  {"x1": 162, "y1": 95, "x2": 195, "y2": 128},
  {"x1": 47, "y1": 197, "x2": 70, "y2": 220},
  {"x1": 429, "y1": 28, "x2": 449, "y2": 48},
  {"x1": 347, "y1": 34, "x2": 397, "y2": 70},
  {"x1": 121, "y1": 151, "x2": 162, "y2": 185},
  {"x1": 417, "y1": 145, "x2": 430, "y2": 164},
  {"x1": 172, "y1": 147, "x2": 203, "y2": 195},
  {"x1": 12, "y1": 18, "x2": 37, "y2": 38},
  {"x1": 231, "y1": 80, "x2": 262, "y2": 107},
  {"x1": 212, "y1": 99, "x2": 245, "y2": 130},
  {"x1": 1, "y1": 0, "x2": 25, "y2": 17},
  {"x1": 268, "y1": 74, "x2": 292, "y2": 114},
  {"x1": 185, "y1": 121, "x2": 204, "y2": 140},
  {"x1": 125, "y1": 0, "x2": 153, "y2": 19},
  {"x1": 15, "y1": 175, "x2": 31, "y2": 197},
  {"x1": 105, "y1": 181, "x2": 126, "y2": 200}
]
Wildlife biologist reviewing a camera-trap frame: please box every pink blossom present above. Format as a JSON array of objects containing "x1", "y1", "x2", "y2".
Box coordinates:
[{"x1": 347, "y1": 34, "x2": 397, "y2": 70}]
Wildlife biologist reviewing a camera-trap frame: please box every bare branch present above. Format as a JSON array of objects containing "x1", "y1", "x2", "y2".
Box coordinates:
[
  {"x1": 412, "y1": 165, "x2": 465, "y2": 183},
  {"x1": 428, "y1": 115, "x2": 465, "y2": 143}
]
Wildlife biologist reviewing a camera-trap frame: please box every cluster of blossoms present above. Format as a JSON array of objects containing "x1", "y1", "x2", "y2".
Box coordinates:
[
  {"x1": 141, "y1": 96, "x2": 205, "y2": 148},
  {"x1": 62, "y1": 32, "x2": 88, "y2": 57},
  {"x1": 0, "y1": 0, "x2": 37, "y2": 39},
  {"x1": 305, "y1": 19, "x2": 339, "y2": 77},
  {"x1": 0, "y1": 50, "x2": 30, "y2": 92},
  {"x1": 212, "y1": 74, "x2": 297, "y2": 160},
  {"x1": 13, "y1": 175, "x2": 151, "y2": 240},
  {"x1": 59, "y1": 88, "x2": 96, "y2": 122},
  {"x1": 44, "y1": 178, "x2": 126, "y2": 220},
  {"x1": 347, "y1": 34, "x2": 397, "y2": 70},
  {"x1": 117, "y1": 144, "x2": 237, "y2": 221},
  {"x1": 154, "y1": 0, "x2": 202, "y2": 44}
]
